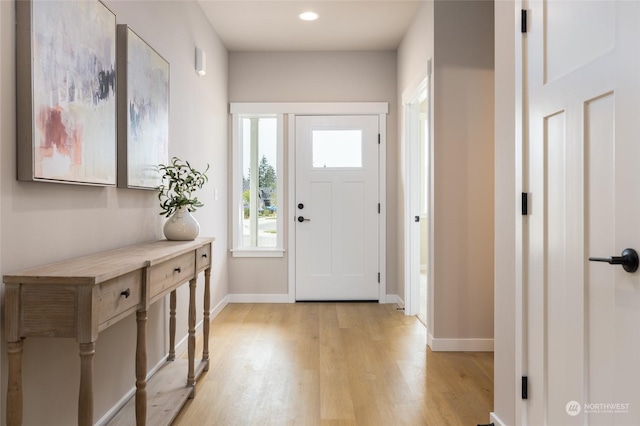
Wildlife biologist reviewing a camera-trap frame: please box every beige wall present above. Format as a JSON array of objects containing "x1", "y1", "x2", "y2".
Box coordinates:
[
  {"x1": 431, "y1": 1, "x2": 495, "y2": 341},
  {"x1": 0, "y1": 1, "x2": 228, "y2": 424},
  {"x1": 396, "y1": 1, "x2": 494, "y2": 346},
  {"x1": 228, "y1": 51, "x2": 399, "y2": 298}
]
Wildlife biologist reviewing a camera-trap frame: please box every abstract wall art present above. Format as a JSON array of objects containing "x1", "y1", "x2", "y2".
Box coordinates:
[
  {"x1": 117, "y1": 25, "x2": 169, "y2": 189},
  {"x1": 16, "y1": 0, "x2": 117, "y2": 185}
]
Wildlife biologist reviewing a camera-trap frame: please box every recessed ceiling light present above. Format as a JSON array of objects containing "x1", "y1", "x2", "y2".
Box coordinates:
[{"x1": 299, "y1": 11, "x2": 319, "y2": 21}]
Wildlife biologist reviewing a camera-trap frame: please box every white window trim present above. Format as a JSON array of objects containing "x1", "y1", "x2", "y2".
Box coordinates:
[
  {"x1": 231, "y1": 113, "x2": 284, "y2": 257},
  {"x1": 231, "y1": 102, "x2": 388, "y2": 115}
]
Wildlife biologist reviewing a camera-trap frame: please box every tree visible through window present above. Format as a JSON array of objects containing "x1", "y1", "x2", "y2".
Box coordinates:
[{"x1": 237, "y1": 115, "x2": 282, "y2": 251}]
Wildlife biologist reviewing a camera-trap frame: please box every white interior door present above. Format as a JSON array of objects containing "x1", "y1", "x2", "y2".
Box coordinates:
[
  {"x1": 526, "y1": 1, "x2": 640, "y2": 424},
  {"x1": 295, "y1": 115, "x2": 379, "y2": 301}
]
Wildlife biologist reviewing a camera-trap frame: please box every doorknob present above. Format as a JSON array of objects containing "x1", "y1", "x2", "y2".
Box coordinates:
[
  {"x1": 589, "y1": 248, "x2": 639, "y2": 273},
  {"x1": 297, "y1": 216, "x2": 311, "y2": 223}
]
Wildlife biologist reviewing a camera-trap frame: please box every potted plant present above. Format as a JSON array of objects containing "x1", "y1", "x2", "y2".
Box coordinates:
[{"x1": 157, "y1": 156, "x2": 209, "y2": 241}]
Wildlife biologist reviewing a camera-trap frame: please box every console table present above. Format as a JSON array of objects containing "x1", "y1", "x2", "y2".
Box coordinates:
[{"x1": 3, "y1": 237, "x2": 214, "y2": 426}]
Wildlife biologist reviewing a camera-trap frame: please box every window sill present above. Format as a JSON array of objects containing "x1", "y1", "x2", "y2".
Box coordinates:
[{"x1": 231, "y1": 249, "x2": 285, "y2": 258}]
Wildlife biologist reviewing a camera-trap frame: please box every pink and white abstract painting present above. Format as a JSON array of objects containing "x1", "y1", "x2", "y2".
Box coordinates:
[{"x1": 29, "y1": 0, "x2": 116, "y2": 184}]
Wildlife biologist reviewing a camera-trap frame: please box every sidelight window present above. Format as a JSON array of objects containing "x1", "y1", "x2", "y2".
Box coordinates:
[{"x1": 231, "y1": 113, "x2": 284, "y2": 257}]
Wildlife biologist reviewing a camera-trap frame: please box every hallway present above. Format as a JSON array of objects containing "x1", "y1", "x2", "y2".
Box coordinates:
[{"x1": 174, "y1": 303, "x2": 493, "y2": 425}]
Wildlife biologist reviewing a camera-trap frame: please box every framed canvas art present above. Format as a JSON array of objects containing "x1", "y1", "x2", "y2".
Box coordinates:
[
  {"x1": 117, "y1": 25, "x2": 170, "y2": 189},
  {"x1": 16, "y1": 0, "x2": 117, "y2": 185}
]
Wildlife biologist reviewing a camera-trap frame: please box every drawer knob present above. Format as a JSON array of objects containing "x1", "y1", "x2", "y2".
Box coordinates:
[
  {"x1": 120, "y1": 288, "x2": 131, "y2": 298},
  {"x1": 174, "y1": 267, "x2": 182, "y2": 273},
  {"x1": 202, "y1": 253, "x2": 207, "y2": 258}
]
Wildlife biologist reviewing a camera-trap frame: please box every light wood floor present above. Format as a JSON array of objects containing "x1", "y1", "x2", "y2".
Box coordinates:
[{"x1": 173, "y1": 303, "x2": 493, "y2": 425}]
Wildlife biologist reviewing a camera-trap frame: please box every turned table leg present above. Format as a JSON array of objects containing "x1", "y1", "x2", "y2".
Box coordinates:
[
  {"x1": 202, "y1": 268, "x2": 211, "y2": 370},
  {"x1": 136, "y1": 310, "x2": 148, "y2": 426},
  {"x1": 78, "y1": 342, "x2": 95, "y2": 426},
  {"x1": 187, "y1": 277, "x2": 196, "y2": 397},
  {"x1": 7, "y1": 340, "x2": 24, "y2": 426},
  {"x1": 168, "y1": 290, "x2": 177, "y2": 361}
]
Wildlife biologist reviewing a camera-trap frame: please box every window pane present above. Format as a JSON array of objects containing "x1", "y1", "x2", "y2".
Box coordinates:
[
  {"x1": 312, "y1": 130, "x2": 362, "y2": 168},
  {"x1": 241, "y1": 117, "x2": 278, "y2": 248},
  {"x1": 241, "y1": 119, "x2": 252, "y2": 247}
]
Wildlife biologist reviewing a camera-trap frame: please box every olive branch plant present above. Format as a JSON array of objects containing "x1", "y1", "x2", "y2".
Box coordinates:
[{"x1": 157, "y1": 157, "x2": 210, "y2": 218}]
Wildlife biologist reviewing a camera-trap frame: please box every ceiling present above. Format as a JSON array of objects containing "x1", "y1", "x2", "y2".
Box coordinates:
[{"x1": 197, "y1": 0, "x2": 423, "y2": 51}]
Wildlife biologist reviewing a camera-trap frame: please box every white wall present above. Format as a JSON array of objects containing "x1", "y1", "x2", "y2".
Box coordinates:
[
  {"x1": 0, "y1": 1, "x2": 228, "y2": 424},
  {"x1": 228, "y1": 51, "x2": 398, "y2": 298},
  {"x1": 431, "y1": 0, "x2": 495, "y2": 343}
]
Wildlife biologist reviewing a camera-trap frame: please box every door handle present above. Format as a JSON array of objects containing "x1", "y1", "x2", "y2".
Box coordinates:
[
  {"x1": 589, "y1": 248, "x2": 639, "y2": 273},
  {"x1": 414, "y1": 216, "x2": 420, "y2": 222},
  {"x1": 297, "y1": 216, "x2": 311, "y2": 223}
]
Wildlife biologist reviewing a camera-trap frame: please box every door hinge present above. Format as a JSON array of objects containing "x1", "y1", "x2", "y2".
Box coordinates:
[
  {"x1": 378, "y1": 273, "x2": 381, "y2": 283},
  {"x1": 521, "y1": 9, "x2": 528, "y2": 33},
  {"x1": 522, "y1": 376, "x2": 528, "y2": 399},
  {"x1": 521, "y1": 192, "x2": 528, "y2": 215},
  {"x1": 378, "y1": 134, "x2": 381, "y2": 144},
  {"x1": 378, "y1": 203, "x2": 381, "y2": 214}
]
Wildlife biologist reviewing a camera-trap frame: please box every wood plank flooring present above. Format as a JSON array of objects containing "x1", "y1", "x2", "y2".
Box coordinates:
[{"x1": 173, "y1": 303, "x2": 493, "y2": 426}]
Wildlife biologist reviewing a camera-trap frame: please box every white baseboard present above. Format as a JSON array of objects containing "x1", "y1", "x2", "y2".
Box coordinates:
[
  {"x1": 490, "y1": 412, "x2": 508, "y2": 426},
  {"x1": 211, "y1": 294, "x2": 230, "y2": 317},
  {"x1": 382, "y1": 293, "x2": 403, "y2": 305},
  {"x1": 227, "y1": 293, "x2": 290, "y2": 303},
  {"x1": 96, "y1": 354, "x2": 170, "y2": 425},
  {"x1": 428, "y1": 331, "x2": 494, "y2": 352}
]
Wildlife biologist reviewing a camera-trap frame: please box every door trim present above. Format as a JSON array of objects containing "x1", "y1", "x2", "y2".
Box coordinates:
[
  {"x1": 402, "y1": 72, "x2": 431, "y2": 319},
  {"x1": 282, "y1": 103, "x2": 388, "y2": 303}
]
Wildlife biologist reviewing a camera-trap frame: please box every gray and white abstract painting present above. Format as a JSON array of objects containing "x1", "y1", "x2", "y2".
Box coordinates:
[{"x1": 124, "y1": 27, "x2": 169, "y2": 189}]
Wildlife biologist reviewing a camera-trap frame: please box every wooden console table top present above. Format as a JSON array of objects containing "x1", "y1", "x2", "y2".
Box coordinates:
[{"x1": 3, "y1": 238, "x2": 210, "y2": 285}]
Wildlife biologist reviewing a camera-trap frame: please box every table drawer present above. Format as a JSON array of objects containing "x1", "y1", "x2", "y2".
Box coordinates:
[
  {"x1": 98, "y1": 270, "x2": 142, "y2": 328},
  {"x1": 196, "y1": 243, "x2": 211, "y2": 271},
  {"x1": 149, "y1": 252, "x2": 195, "y2": 299}
]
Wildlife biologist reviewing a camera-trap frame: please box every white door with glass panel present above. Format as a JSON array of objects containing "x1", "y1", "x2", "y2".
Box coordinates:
[
  {"x1": 295, "y1": 115, "x2": 379, "y2": 301},
  {"x1": 526, "y1": 1, "x2": 640, "y2": 424}
]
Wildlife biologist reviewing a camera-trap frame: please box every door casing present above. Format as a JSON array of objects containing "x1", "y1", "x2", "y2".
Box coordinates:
[{"x1": 402, "y1": 70, "x2": 433, "y2": 328}]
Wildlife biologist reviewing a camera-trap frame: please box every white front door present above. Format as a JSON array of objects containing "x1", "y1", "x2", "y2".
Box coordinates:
[
  {"x1": 295, "y1": 115, "x2": 379, "y2": 301},
  {"x1": 526, "y1": 1, "x2": 640, "y2": 424}
]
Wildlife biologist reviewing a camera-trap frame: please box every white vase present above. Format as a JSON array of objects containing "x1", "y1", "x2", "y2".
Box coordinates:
[{"x1": 163, "y1": 206, "x2": 200, "y2": 241}]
